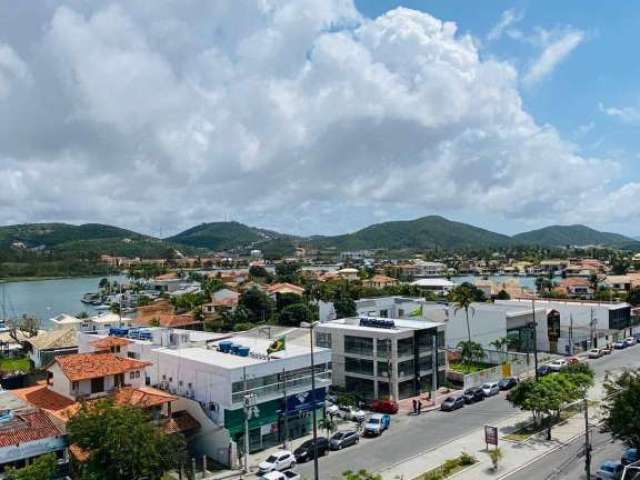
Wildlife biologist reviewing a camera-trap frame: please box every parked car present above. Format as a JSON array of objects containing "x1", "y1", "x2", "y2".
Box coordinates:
[
  {"x1": 624, "y1": 337, "x2": 637, "y2": 347},
  {"x1": 588, "y1": 348, "x2": 603, "y2": 359},
  {"x1": 621, "y1": 448, "x2": 639, "y2": 465},
  {"x1": 613, "y1": 341, "x2": 627, "y2": 350},
  {"x1": 481, "y1": 382, "x2": 500, "y2": 397},
  {"x1": 596, "y1": 460, "x2": 623, "y2": 480},
  {"x1": 329, "y1": 430, "x2": 359, "y2": 450},
  {"x1": 259, "y1": 471, "x2": 301, "y2": 480},
  {"x1": 440, "y1": 396, "x2": 465, "y2": 412},
  {"x1": 600, "y1": 347, "x2": 612, "y2": 355},
  {"x1": 537, "y1": 365, "x2": 552, "y2": 376},
  {"x1": 325, "y1": 403, "x2": 339, "y2": 416},
  {"x1": 566, "y1": 356, "x2": 581, "y2": 365},
  {"x1": 294, "y1": 438, "x2": 330, "y2": 462},
  {"x1": 498, "y1": 377, "x2": 519, "y2": 391},
  {"x1": 463, "y1": 387, "x2": 485, "y2": 403},
  {"x1": 364, "y1": 413, "x2": 391, "y2": 436},
  {"x1": 258, "y1": 451, "x2": 296, "y2": 474},
  {"x1": 370, "y1": 399, "x2": 399, "y2": 414},
  {"x1": 337, "y1": 405, "x2": 366, "y2": 422},
  {"x1": 548, "y1": 359, "x2": 567, "y2": 372}
]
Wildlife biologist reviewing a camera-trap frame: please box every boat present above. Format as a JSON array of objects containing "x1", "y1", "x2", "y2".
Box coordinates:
[{"x1": 94, "y1": 304, "x2": 111, "y2": 311}]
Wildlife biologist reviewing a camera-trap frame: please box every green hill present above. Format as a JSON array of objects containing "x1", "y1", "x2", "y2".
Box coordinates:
[
  {"x1": 166, "y1": 221, "x2": 294, "y2": 251},
  {"x1": 512, "y1": 225, "x2": 640, "y2": 249},
  {"x1": 0, "y1": 223, "x2": 195, "y2": 258},
  {"x1": 312, "y1": 215, "x2": 515, "y2": 250}
]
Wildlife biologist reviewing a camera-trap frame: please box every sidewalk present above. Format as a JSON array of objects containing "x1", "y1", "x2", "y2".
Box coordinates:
[{"x1": 380, "y1": 410, "x2": 592, "y2": 480}]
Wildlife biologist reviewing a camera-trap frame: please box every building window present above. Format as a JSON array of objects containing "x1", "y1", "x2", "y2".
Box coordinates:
[
  {"x1": 398, "y1": 379, "x2": 416, "y2": 400},
  {"x1": 135, "y1": 371, "x2": 140, "y2": 378},
  {"x1": 345, "y1": 357, "x2": 374, "y2": 376},
  {"x1": 130, "y1": 372, "x2": 135, "y2": 380},
  {"x1": 379, "y1": 309, "x2": 388, "y2": 318},
  {"x1": 397, "y1": 337, "x2": 414, "y2": 357},
  {"x1": 127, "y1": 351, "x2": 139, "y2": 359},
  {"x1": 345, "y1": 376, "x2": 375, "y2": 400},
  {"x1": 378, "y1": 381, "x2": 390, "y2": 399},
  {"x1": 398, "y1": 309, "x2": 404, "y2": 317},
  {"x1": 437, "y1": 331, "x2": 445, "y2": 348},
  {"x1": 316, "y1": 332, "x2": 332, "y2": 349},
  {"x1": 377, "y1": 361, "x2": 390, "y2": 378},
  {"x1": 72, "y1": 381, "x2": 79, "y2": 391},
  {"x1": 418, "y1": 356, "x2": 432, "y2": 373},
  {"x1": 438, "y1": 351, "x2": 447, "y2": 367},
  {"x1": 377, "y1": 339, "x2": 392, "y2": 359},
  {"x1": 398, "y1": 359, "x2": 415, "y2": 378},
  {"x1": 344, "y1": 336, "x2": 373, "y2": 356},
  {"x1": 416, "y1": 331, "x2": 434, "y2": 353},
  {"x1": 91, "y1": 377, "x2": 104, "y2": 394}
]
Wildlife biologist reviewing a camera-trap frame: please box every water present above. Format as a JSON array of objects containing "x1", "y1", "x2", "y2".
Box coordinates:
[{"x1": 0, "y1": 275, "x2": 127, "y2": 329}]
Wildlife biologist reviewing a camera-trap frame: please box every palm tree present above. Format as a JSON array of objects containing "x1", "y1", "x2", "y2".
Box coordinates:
[{"x1": 451, "y1": 284, "x2": 475, "y2": 344}]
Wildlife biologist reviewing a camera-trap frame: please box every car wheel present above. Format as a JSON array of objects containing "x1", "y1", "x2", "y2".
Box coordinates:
[{"x1": 338, "y1": 444, "x2": 342, "y2": 450}]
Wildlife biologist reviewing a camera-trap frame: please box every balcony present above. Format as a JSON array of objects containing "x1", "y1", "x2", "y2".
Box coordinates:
[{"x1": 232, "y1": 370, "x2": 331, "y2": 405}]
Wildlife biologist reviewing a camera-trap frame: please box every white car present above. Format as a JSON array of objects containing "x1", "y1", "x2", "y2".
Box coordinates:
[
  {"x1": 548, "y1": 359, "x2": 567, "y2": 372},
  {"x1": 481, "y1": 382, "x2": 499, "y2": 397},
  {"x1": 337, "y1": 405, "x2": 366, "y2": 422},
  {"x1": 258, "y1": 450, "x2": 296, "y2": 474},
  {"x1": 588, "y1": 348, "x2": 602, "y2": 359},
  {"x1": 326, "y1": 403, "x2": 339, "y2": 416},
  {"x1": 259, "y1": 471, "x2": 301, "y2": 480},
  {"x1": 624, "y1": 337, "x2": 637, "y2": 347}
]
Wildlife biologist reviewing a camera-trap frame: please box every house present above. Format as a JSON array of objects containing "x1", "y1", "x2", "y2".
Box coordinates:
[
  {"x1": 362, "y1": 274, "x2": 398, "y2": 289},
  {"x1": 202, "y1": 289, "x2": 240, "y2": 316},
  {"x1": 267, "y1": 282, "x2": 305, "y2": 298},
  {"x1": 48, "y1": 352, "x2": 150, "y2": 401},
  {"x1": 539, "y1": 259, "x2": 569, "y2": 273},
  {"x1": 556, "y1": 278, "x2": 594, "y2": 299},
  {"x1": 49, "y1": 312, "x2": 132, "y2": 332},
  {"x1": 412, "y1": 260, "x2": 447, "y2": 277},
  {"x1": 24, "y1": 329, "x2": 78, "y2": 368},
  {"x1": 0, "y1": 389, "x2": 67, "y2": 470},
  {"x1": 410, "y1": 278, "x2": 455, "y2": 295},
  {"x1": 336, "y1": 268, "x2": 359, "y2": 281}
]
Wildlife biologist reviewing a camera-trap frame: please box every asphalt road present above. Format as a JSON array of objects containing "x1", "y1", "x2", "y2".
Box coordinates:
[{"x1": 293, "y1": 344, "x2": 640, "y2": 480}]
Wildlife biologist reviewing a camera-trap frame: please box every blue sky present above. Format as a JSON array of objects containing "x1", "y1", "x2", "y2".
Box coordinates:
[{"x1": 0, "y1": 1, "x2": 639, "y2": 237}]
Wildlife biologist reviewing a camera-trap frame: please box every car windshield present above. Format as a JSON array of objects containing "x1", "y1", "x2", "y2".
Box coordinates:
[
  {"x1": 482, "y1": 384, "x2": 491, "y2": 389},
  {"x1": 601, "y1": 464, "x2": 616, "y2": 472},
  {"x1": 369, "y1": 418, "x2": 380, "y2": 424},
  {"x1": 445, "y1": 397, "x2": 454, "y2": 402},
  {"x1": 265, "y1": 455, "x2": 278, "y2": 463},
  {"x1": 332, "y1": 433, "x2": 344, "y2": 440}
]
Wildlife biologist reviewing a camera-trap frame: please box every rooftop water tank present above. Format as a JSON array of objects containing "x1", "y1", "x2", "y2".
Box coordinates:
[
  {"x1": 218, "y1": 341, "x2": 233, "y2": 353},
  {"x1": 237, "y1": 346, "x2": 250, "y2": 357},
  {"x1": 230, "y1": 343, "x2": 240, "y2": 355}
]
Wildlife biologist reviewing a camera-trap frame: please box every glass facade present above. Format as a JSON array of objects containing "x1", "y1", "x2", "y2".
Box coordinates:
[
  {"x1": 316, "y1": 332, "x2": 332, "y2": 349},
  {"x1": 398, "y1": 359, "x2": 414, "y2": 378},
  {"x1": 345, "y1": 376, "x2": 375, "y2": 400},
  {"x1": 397, "y1": 337, "x2": 414, "y2": 357},
  {"x1": 377, "y1": 339, "x2": 391, "y2": 359},
  {"x1": 345, "y1": 336, "x2": 373, "y2": 356},
  {"x1": 345, "y1": 357, "x2": 374, "y2": 376}
]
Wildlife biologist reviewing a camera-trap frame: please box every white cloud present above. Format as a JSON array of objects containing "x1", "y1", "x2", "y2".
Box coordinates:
[
  {"x1": 523, "y1": 29, "x2": 584, "y2": 87},
  {"x1": 0, "y1": 44, "x2": 29, "y2": 98},
  {"x1": 487, "y1": 8, "x2": 524, "y2": 41},
  {"x1": 0, "y1": 1, "x2": 631, "y2": 235},
  {"x1": 599, "y1": 102, "x2": 640, "y2": 124}
]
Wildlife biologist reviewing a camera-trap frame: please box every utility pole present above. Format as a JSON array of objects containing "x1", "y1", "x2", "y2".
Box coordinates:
[
  {"x1": 431, "y1": 332, "x2": 438, "y2": 405},
  {"x1": 569, "y1": 314, "x2": 574, "y2": 356},
  {"x1": 531, "y1": 296, "x2": 539, "y2": 380},
  {"x1": 281, "y1": 367, "x2": 289, "y2": 449},
  {"x1": 308, "y1": 324, "x2": 319, "y2": 480},
  {"x1": 242, "y1": 367, "x2": 250, "y2": 474},
  {"x1": 584, "y1": 397, "x2": 591, "y2": 480}
]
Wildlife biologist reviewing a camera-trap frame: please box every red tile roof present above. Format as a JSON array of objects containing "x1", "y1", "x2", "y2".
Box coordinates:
[
  {"x1": 12, "y1": 384, "x2": 79, "y2": 422},
  {"x1": 163, "y1": 411, "x2": 200, "y2": 434},
  {"x1": 113, "y1": 387, "x2": 176, "y2": 408},
  {"x1": 90, "y1": 336, "x2": 133, "y2": 350},
  {"x1": 55, "y1": 352, "x2": 150, "y2": 382},
  {"x1": 0, "y1": 409, "x2": 62, "y2": 448},
  {"x1": 267, "y1": 282, "x2": 305, "y2": 295}
]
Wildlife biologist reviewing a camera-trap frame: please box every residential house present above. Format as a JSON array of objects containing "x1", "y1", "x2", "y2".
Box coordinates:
[
  {"x1": 267, "y1": 282, "x2": 305, "y2": 299},
  {"x1": 24, "y1": 329, "x2": 78, "y2": 368},
  {"x1": 363, "y1": 274, "x2": 398, "y2": 289},
  {"x1": 556, "y1": 278, "x2": 594, "y2": 299},
  {"x1": 337, "y1": 268, "x2": 360, "y2": 281},
  {"x1": 202, "y1": 288, "x2": 240, "y2": 316},
  {"x1": 410, "y1": 278, "x2": 455, "y2": 295}
]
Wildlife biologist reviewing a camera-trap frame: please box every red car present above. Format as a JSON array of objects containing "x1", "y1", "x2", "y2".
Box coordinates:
[
  {"x1": 566, "y1": 356, "x2": 580, "y2": 365},
  {"x1": 370, "y1": 399, "x2": 399, "y2": 414}
]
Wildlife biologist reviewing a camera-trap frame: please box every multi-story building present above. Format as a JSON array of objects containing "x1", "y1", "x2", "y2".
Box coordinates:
[
  {"x1": 76, "y1": 327, "x2": 331, "y2": 463},
  {"x1": 319, "y1": 296, "x2": 448, "y2": 323},
  {"x1": 316, "y1": 317, "x2": 446, "y2": 401}
]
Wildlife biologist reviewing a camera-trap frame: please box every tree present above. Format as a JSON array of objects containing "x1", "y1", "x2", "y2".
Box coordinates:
[
  {"x1": 276, "y1": 292, "x2": 303, "y2": 311},
  {"x1": 602, "y1": 369, "x2": 640, "y2": 451},
  {"x1": 67, "y1": 400, "x2": 186, "y2": 480},
  {"x1": 457, "y1": 340, "x2": 484, "y2": 365},
  {"x1": 450, "y1": 284, "x2": 476, "y2": 344},
  {"x1": 496, "y1": 289, "x2": 511, "y2": 300},
  {"x1": 5, "y1": 453, "x2": 57, "y2": 480},
  {"x1": 249, "y1": 265, "x2": 272, "y2": 281},
  {"x1": 98, "y1": 277, "x2": 110, "y2": 290},
  {"x1": 626, "y1": 287, "x2": 640, "y2": 306},
  {"x1": 278, "y1": 303, "x2": 314, "y2": 327},
  {"x1": 334, "y1": 294, "x2": 357, "y2": 319},
  {"x1": 490, "y1": 337, "x2": 508, "y2": 352},
  {"x1": 137, "y1": 295, "x2": 152, "y2": 307},
  {"x1": 275, "y1": 261, "x2": 300, "y2": 283},
  {"x1": 239, "y1": 287, "x2": 273, "y2": 323}
]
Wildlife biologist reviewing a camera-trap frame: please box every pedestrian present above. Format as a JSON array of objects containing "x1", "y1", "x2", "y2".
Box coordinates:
[
  {"x1": 417, "y1": 399, "x2": 422, "y2": 414},
  {"x1": 412, "y1": 399, "x2": 417, "y2": 414}
]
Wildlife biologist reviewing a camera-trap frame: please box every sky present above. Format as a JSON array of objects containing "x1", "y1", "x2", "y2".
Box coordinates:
[{"x1": 0, "y1": 0, "x2": 639, "y2": 238}]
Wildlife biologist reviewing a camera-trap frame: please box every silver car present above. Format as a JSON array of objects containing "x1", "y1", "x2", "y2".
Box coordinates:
[{"x1": 329, "y1": 430, "x2": 359, "y2": 450}]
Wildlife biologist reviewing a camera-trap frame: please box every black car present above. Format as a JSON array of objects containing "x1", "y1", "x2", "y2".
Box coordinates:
[
  {"x1": 294, "y1": 437, "x2": 330, "y2": 462},
  {"x1": 440, "y1": 396, "x2": 465, "y2": 412},
  {"x1": 329, "y1": 430, "x2": 359, "y2": 450},
  {"x1": 463, "y1": 387, "x2": 485, "y2": 404},
  {"x1": 537, "y1": 365, "x2": 552, "y2": 377},
  {"x1": 498, "y1": 377, "x2": 519, "y2": 391}
]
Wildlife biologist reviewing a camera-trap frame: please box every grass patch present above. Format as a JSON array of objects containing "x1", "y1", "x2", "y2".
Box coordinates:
[
  {"x1": 448, "y1": 361, "x2": 494, "y2": 374},
  {"x1": 503, "y1": 402, "x2": 597, "y2": 442},
  {"x1": 414, "y1": 452, "x2": 477, "y2": 480},
  {"x1": 0, "y1": 356, "x2": 30, "y2": 372}
]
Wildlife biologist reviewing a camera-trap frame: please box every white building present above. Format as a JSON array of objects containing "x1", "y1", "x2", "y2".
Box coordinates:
[
  {"x1": 76, "y1": 327, "x2": 331, "y2": 460},
  {"x1": 319, "y1": 296, "x2": 448, "y2": 323},
  {"x1": 316, "y1": 317, "x2": 446, "y2": 401},
  {"x1": 413, "y1": 260, "x2": 448, "y2": 277},
  {"x1": 49, "y1": 312, "x2": 133, "y2": 332},
  {"x1": 411, "y1": 278, "x2": 455, "y2": 295},
  {"x1": 496, "y1": 298, "x2": 634, "y2": 353},
  {"x1": 445, "y1": 303, "x2": 549, "y2": 353}
]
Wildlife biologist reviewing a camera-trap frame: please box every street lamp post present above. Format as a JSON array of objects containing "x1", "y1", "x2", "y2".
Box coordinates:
[{"x1": 301, "y1": 320, "x2": 320, "y2": 480}]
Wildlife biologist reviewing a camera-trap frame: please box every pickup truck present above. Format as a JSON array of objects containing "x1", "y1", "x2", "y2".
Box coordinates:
[
  {"x1": 259, "y1": 471, "x2": 301, "y2": 480},
  {"x1": 363, "y1": 413, "x2": 391, "y2": 436}
]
